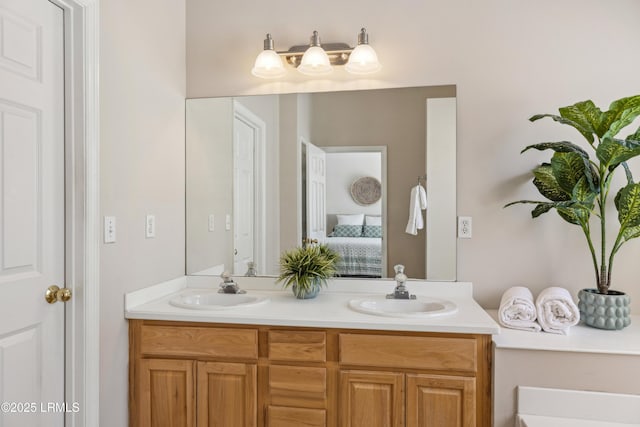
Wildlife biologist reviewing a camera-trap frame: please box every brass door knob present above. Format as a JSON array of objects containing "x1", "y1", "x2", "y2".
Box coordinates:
[{"x1": 45, "y1": 285, "x2": 72, "y2": 304}]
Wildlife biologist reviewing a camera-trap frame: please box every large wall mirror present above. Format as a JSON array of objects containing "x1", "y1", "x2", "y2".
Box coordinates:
[{"x1": 186, "y1": 85, "x2": 457, "y2": 280}]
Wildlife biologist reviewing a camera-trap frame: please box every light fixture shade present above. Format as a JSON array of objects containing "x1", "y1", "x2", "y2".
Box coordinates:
[
  {"x1": 252, "y1": 34, "x2": 286, "y2": 79},
  {"x1": 345, "y1": 29, "x2": 381, "y2": 75},
  {"x1": 345, "y1": 44, "x2": 381, "y2": 74},
  {"x1": 252, "y1": 50, "x2": 286, "y2": 78},
  {"x1": 298, "y1": 46, "x2": 332, "y2": 75}
]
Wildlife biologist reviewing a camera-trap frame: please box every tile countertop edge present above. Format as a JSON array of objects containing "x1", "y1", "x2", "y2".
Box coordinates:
[
  {"x1": 124, "y1": 276, "x2": 500, "y2": 335},
  {"x1": 489, "y1": 309, "x2": 640, "y2": 356}
]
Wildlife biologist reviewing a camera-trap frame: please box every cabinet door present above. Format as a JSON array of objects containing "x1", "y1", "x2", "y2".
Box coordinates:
[
  {"x1": 138, "y1": 359, "x2": 195, "y2": 427},
  {"x1": 339, "y1": 370, "x2": 404, "y2": 427},
  {"x1": 197, "y1": 361, "x2": 257, "y2": 427},
  {"x1": 406, "y1": 373, "x2": 475, "y2": 427}
]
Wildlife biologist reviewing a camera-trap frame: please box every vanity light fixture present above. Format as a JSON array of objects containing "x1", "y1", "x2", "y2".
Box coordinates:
[
  {"x1": 251, "y1": 34, "x2": 286, "y2": 78},
  {"x1": 252, "y1": 28, "x2": 381, "y2": 79}
]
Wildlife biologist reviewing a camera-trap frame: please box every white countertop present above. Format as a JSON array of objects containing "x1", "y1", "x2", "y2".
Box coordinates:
[
  {"x1": 125, "y1": 276, "x2": 500, "y2": 335},
  {"x1": 489, "y1": 310, "x2": 640, "y2": 356}
]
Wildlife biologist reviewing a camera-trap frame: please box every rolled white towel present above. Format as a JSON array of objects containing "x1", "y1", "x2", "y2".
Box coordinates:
[
  {"x1": 498, "y1": 287, "x2": 541, "y2": 332},
  {"x1": 536, "y1": 287, "x2": 580, "y2": 335}
]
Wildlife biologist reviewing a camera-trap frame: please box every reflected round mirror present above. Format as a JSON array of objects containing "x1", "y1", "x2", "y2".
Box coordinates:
[{"x1": 186, "y1": 85, "x2": 457, "y2": 280}]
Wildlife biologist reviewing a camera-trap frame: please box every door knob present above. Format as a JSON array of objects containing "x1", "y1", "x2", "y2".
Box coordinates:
[{"x1": 45, "y1": 285, "x2": 72, "y2": 304}]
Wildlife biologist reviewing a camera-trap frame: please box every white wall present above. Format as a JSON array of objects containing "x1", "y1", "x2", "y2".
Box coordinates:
[
  {"x1": 186, "y1": 0, "x2": 640, "y2": 310},
  {"x1": 326, "y1": 152, "x2": 382, "y2": 216},
  {"x1": 100, "y1": 0, "x2": 186, "y2": 425}
]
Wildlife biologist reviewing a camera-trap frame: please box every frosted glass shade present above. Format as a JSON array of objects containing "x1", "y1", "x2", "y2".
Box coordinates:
[
  {"x1": 251, "y1": 50, "x2": 286, "y2": 79},
  {"x1": 298, "y1": 46, "x2": 332, "y2": 75},
  {"x1": 345, "y1": 44, "x2": 381, "y2": 74}
]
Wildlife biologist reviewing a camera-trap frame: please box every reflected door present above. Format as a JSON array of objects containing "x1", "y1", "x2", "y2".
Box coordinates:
[
  {"x1": 305, "y1": 142, "x2": 326, "y2": 244},
  {"x1": 233, "y1": 116, "x2": 255, "y2": 274},
  {"x1": 0, "y1": 0, "x2": 65, "y2": 425}
]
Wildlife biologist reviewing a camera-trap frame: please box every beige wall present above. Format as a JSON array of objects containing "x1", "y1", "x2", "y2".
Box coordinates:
[
  {"x1": 100, "y1": 0, "x2": 186, "y2": 425},
  {"x1": 186, "y1": 98, "x2": 233, "y2": 273},
  {"x1": 494, "y1": 348, "x2": 640, "y2": 427},
  {"x1": 186, "y1": 0, "x2": 640, "y2": 309}
]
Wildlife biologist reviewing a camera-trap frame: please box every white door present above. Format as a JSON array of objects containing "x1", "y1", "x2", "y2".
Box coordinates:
[
  {"x1": 0, "y1": 0, "x2": 65, "y2": 426},
  {"x1": 233, "y1": 116, "x2": 255, "y2": 274},
  {"x1": 305, "y1": 142, "x2": 326, "y2": 243}
]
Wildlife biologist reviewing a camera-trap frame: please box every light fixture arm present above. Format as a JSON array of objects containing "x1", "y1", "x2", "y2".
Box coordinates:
[
  {"x1": 264, "y1": 33, "x2": 275, "y2": 50},
  {"x1": 357, "y1": 28, "x2": 368, "y2": 45}
]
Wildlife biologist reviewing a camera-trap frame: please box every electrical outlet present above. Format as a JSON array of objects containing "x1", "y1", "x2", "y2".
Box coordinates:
[
  {"x1": 458, "y1": 216, "x2": 472, "y2": 238},
  {"x1": 104, "y1": 216, "x2": 116, "y2": 243},
  {"x1": 208, "y1": 214, "x2": 215, "y2": 232},
  {"x1": 145, "y1": 215, "x2": 156, "y2": 238}
]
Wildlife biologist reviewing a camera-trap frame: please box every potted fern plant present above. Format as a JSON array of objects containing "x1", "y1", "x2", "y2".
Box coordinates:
[
  {"x1": 277, "y1": 244, "x2": 339, "y2": 299},
  {"x1": 506, "y1": 94, "x2": 640, "y2": 329}
]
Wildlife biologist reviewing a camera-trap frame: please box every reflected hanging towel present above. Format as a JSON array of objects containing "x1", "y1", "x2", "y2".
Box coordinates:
[{"x1": 405, "y1": 184, "x2": 427, "y2": 235}]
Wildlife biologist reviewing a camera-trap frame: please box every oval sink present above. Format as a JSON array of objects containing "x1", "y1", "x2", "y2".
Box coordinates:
[
  {"x1": 348, "y1": 297, "x2": 457, "y2": 318},
  {"x1": 170, "y1": 290, "x2": 269, "y2": 310}
]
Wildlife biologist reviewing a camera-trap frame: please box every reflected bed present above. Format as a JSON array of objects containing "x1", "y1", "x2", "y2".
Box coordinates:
[{"x1": 325, "y1": 237, "x2": 382, "y2": 278}]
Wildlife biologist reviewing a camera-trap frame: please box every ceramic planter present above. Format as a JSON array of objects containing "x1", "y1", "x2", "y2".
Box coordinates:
[
  {"x1": 291, "y1": 280, "x2": 321, "y2": 299},
  {"x1": 577, "y1": 289, "x2": 631, "y2": 330}
]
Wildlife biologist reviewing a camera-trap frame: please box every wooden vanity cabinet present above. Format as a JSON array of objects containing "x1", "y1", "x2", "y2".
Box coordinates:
[{"x1": 129, "y1": 320, "x2": 492, "y2": 427}]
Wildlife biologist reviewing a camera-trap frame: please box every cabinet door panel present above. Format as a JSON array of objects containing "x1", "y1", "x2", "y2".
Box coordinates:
[
  {"x1": 406, "y1": 374, "x2": 475, "y2": 427},
  {"x1": 339, "y1": 370, "x2": 404, "y2": 427},
  {"x1": 138, "y1": 359, "x2": 195, "y2": 427},
  {"x1": 197, "y1": 361, "x2": 257, "y2": 427}
]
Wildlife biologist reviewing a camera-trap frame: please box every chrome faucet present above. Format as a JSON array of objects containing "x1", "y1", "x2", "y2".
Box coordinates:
[
  {"x1": 218, "y1": 271, "x2": 246, "y2": 294},
  {"x1": 386, "y1": 264, "x2": 416, "y2": 299}
]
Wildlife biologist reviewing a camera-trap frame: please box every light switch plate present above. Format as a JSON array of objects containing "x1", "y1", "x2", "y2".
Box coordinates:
[
  {"x1": 458, "y1": 216, "x2": 472, "y2": 238},
  {"x1": 208, "y1": 214, "x2": 215, "y2": 232},
  {"x1": 145, "y1": 215, "x2": 156, "y2": 238},
  {"x1": 225, "y1": 214, "x2": 231, "y2": 231}
]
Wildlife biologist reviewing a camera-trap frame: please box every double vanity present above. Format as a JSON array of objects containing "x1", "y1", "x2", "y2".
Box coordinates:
[{"x1": 126, "y1": 276, "x2": 499, "y2": 427}]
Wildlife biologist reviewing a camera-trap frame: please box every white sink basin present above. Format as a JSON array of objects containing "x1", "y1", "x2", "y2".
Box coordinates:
[
  {"x1": 169, "y1": 290, "x2": 269, "y2": 310},
  {"x1": 348, "y1": 297, "x2": 457, "y2": 318}
]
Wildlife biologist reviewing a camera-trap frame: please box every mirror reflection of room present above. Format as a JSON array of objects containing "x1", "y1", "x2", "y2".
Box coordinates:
[
  {"x1": 186, "y1": 86, "x2": 456, "y2": 280},
  {"x1": 302, "y1": 146, "x2": 385, "y2": 278}
]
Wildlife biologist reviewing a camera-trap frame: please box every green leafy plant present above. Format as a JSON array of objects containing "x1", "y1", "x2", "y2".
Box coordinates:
[
  {"x1": 277, "y1": 245, "x2": 339, "y2": 298},
  {"x1": 506, "y1": 95, "x2": 640, "y2": 295}
]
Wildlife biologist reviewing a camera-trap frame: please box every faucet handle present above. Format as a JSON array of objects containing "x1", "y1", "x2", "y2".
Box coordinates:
[
  {"x1": 394, "y1": 264, "x2": 407, "y2": 282},
  {"x1": 220, "y1": 271, "x2": 234, "y2": 283}
]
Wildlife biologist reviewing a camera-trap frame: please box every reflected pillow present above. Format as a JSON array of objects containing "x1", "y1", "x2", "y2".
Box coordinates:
[
  {"x1": 332, "y1": 224, "x2": 363, "y2": 237},
  {"x1": 336, "y1": 213, "x2": 365, "y2": 225},
  {"x1": 365, "y1": 215, "x2": 382, "y2": 226},
  {"x1": 363, "y1": 225, "x2": 382, "y2": 238}
]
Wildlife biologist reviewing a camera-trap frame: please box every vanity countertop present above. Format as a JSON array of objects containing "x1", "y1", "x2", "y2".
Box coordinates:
[
  {"x1": 125, "y1": 275, "x2": 500, "y2": 335},
  {"x1": 489, "y1": 309, "x2": 640, "y2": 356}
]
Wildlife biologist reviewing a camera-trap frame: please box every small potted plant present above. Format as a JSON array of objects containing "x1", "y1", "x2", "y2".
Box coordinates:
[
  {"x1": 277, "y1": 244, "x2": 339, "y2": 299},
  {"x1": 506, "y1": 94, "x2": 640, "y2": 329}
]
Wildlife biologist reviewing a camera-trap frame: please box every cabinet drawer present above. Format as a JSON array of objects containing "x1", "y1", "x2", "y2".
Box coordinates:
[
  {"x1": 267, "y1": 406, "x2": 326, "y2": 427},
  {"x1": 268, "y1": 330, "x2": 326, "y2": 362},
  {"x1": 269, "y1": 365, "x2": 326, "y2": 404},
  {"x1": 140, "y1": 325, "x2": 258, "y2": 359},
  {"x1": 339, "y1": 333, "x2": 477, "y2": 373}
]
